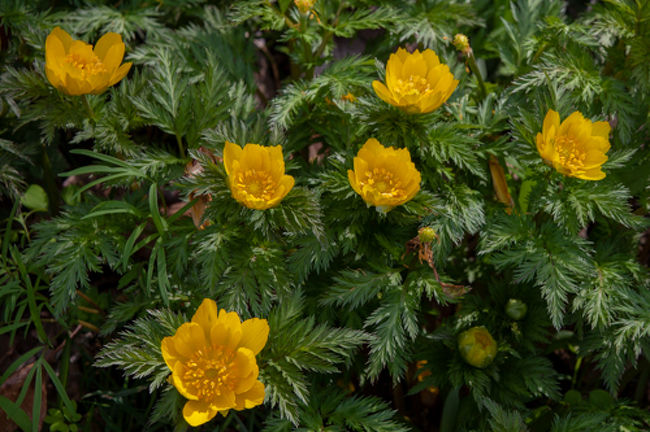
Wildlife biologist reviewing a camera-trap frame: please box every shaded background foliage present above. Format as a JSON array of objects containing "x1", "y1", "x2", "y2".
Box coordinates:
[{"x1": 1, "y1": 0, "x2": 650, "y2": 431}]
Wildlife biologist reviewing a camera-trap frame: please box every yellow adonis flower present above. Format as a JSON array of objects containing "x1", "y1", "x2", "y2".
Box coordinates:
[
  {"x1": 223, "y1": 141, "x2": 295, "y2": 210},
  {"x1": 536, "y1": 109, "x2": 611, "y2": 181},
  {"x1": 294, "y1": 0, "x2": 316, "y2": 13},
  {"x1": 348, "y1": 138, "x2": 421, "y2": 213},
  {"x1": 161, "y1": 299, "x2": 269, "y2": 427},
  {"x1": 372, "y1": 48, "x2": 458, "y2": 114},
  {"x1": 45, "y1": 27, "x2": 132, "y2": 96}
]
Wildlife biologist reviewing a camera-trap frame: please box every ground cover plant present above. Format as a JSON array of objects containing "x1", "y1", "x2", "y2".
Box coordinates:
[{"x1": 1, "y1": 0, "x2": 650, "y2": 430}]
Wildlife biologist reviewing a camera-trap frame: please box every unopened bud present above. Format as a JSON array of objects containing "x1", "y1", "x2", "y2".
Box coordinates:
[
  {"x1": 458, "y1": 326, "x2": 497, "y2": 368},
  {"x1": 505, "y1": 298, "x2": 527, "y2": 320},
  {"x1": 418, "y1": 227, "x2": 437, "y2": 243},
  {"x1": 453, "y1": 33, "x2": 471, "y2": 54},
  {"x1": 489, "y1": 155, "x2": 513, "y2": 213}
]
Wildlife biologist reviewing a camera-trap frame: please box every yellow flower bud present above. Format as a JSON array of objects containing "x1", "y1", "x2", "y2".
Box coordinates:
[
  {"x1": 453, "y1": 33, "x2": 471, "y2": 54},
  {"x1": 418, "y1": 227, "x2": 437, "y2": 243},
  {"x1": 488, "y1": 155, "x2": 513, "y2": 213},
  {"x1": 458, "y1": 326, "x2": 497, "y2": 368}
]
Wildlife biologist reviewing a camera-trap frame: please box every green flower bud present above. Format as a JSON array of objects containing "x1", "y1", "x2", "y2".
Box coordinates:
[
  {"x1": 458, "y1": 326, "x2": 497, "y2": 368},
  {"x1": 453, "y1": 34, "x2": 470, "y2": 53},
  {"x1": 418, "y1": 227, "x2": 437, "y2": 243},
  {"x1": 505, "y1": 298, "x2": 527, "y2": 320}
]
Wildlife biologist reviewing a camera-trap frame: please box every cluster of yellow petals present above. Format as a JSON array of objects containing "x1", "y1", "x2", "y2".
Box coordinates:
[
  {"x1": 45, "y1": 27, "x2": 132, "y2": 96},
  {"x1": 348, "y1": 138, "x2": 421, "y2": 213},
  {"x1": 536, "y1": 110, "x2": 611, "y2": 180},
  {"x1": 223, "y1": 141, "x2": 295, "y2": 210},
  {"x1": 294, "y1": 0, "x2": 317, "y2": 13},
  {"x1": 161, "y1": 299, "x2": 269, "y2": 426},
  {"x1": 373, "y1": 48, "x2": 458, "y2": 114}
]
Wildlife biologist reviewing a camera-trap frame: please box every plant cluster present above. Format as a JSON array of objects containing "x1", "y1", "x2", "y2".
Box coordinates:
[{"x1": 1, "y1": 0, "x2": 650, "y2": 431}]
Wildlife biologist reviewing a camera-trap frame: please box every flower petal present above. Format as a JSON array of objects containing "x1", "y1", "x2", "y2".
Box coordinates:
[
  {"x1": 422, "y1": 49, "x2": 440, "y2": 69},
  {"x1": 209, "y1": 310, "x2": 242, "y2": 350},
  {"x1": 223, "y1": 141, "x2": 243, "y2": 175},
  {"x1": 591, "y1": 121, "x2": 611, "y2": 139},
  {"x1": 233, "y1": 380, "x2": 265, "y2": 410},
  {"x1": 192, "y1": 298, "x2": 220, "y2": 338},
  {"x1": 50, "y1": 27, "x2": 73, "y2": 52},
  {"x1": 171, "y1": 364, "x2": 199, "y2": 400},
  {"x1": 161, "y1": 336, "x2": 186, "y2": 369},
  {"x1": 233, "y1": 347, "x2": 257, "y2": 379},
  {"x1": 172, "y1": 322, "x2": 206, "y2": 358},
  {"x1": 239, "y1": 318, "x2": 269, "y2": 355},
  {"x1": 93, "y1": 32, "x2": 123, "y2": 63},
  {"x1": 372, "y1": 81, "x2": 395, "y2": 106},
  {"x1": 183, "y1": 400, "x2": 218, "y2": 427},
  {"x1": 108, "y1": 62, "x2": 131, "y2": 87}
]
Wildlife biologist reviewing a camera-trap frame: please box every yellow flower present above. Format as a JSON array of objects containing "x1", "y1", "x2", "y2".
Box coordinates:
[
  {"x1": 161, "y1": 299, "x2": 269, "y2": 427},
  {"x1": 536, "y1": 110, "x2": 611, "y2": 181},
  {"x1": 347, "y1": 138, "x2": 421, "y2": 212},
  {"x1": 294, "y1": 0, "x2": 316, "y2": 13},
  {"x1": 372, "y1": 48, "x2": 458, "y2": 114},
  {"x1": 457, "y1": 326, "x2": 497, "y2": 369},
  {"x1": 45, "y1": 27, "x2": 132, "y2": 96},
  {"x1": 223, "y1": 141, "x2": 295, "y2": 210}
]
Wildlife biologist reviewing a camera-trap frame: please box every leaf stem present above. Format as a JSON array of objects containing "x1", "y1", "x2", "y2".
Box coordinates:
[
  {"x1": 231, "y1": 412, "x2": 249, "y2": 432},
  {"x1": 176, "y1": 134, "x2": 186, "y2": 158},
  {"x1": 467, "y1": 53, "x2": 487, "y2": 100}
]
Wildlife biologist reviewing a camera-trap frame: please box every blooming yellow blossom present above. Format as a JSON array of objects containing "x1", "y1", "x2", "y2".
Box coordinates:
[
  {"x1": 223, "y1": 141, "x2": 295, "y2": 210},
  {"x1": 536, "y1": 109, "x2": 611, "y2": 180},
  {"x1": 161, "y1": 299, "x2": 269, "y2": 426},
  {"x1": 45, "y1": 27, "x2": 132, "y2": 96},
  {"x1": 372, "y1": 48, "x2": 458, "y2": 114},
  {"x1": 348, "y1": 138, "x2": 421, "y2": 212},
  {"x1": 457, "y1": 326, "x2": 497, "y2": 369}
]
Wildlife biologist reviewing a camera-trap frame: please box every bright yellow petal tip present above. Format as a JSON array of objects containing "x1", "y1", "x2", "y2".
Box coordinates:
[
  {"x1": 348, "y1": 138, "x2": 421, "y2": 211},
  {"x1": 223, "y1": 141, "x2": 294, "y2": 210},
  {"x1": 44, "y1": 26, "x2": 130, "y2": 96},
  {"x1": 536, "y1": 109, "x2": 611, "y2": 181},
  {"x1": 162, "y1": 299, "x2": 269, "y2": 427},
  {"x1": 373, "y1": 47, "x2": 458, "y2": 114}
]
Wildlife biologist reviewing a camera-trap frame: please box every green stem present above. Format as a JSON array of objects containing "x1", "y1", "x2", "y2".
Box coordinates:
[
  {"x1": 231, "y1": 412, "x2": 249, "y2": 432},
  {"x1": 81, "y1": 94, "x2": 95, "y2": 121},
  {"x1": 42, "y1": 146, "x2": 60, "y2": 214},
  {"x1": 306, "y1": 1, "x2": 345, "y2": 79},
  {"x1": 634, "y1": 358, "x2": 649, "y2": 403},
  {"x1": 467, "y1": 53, "x2": 487, "y2": 100},
  {"x1": 175, "y1": 134, "x2": 186, "y2": 158},
  {"x1": 571, "y1": 356, "x2": 583, "y2": 389}
]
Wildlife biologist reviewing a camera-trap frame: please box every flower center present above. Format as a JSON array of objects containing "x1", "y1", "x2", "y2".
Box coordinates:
[
  {"x1": 183, "y1": 346, "x2": 235, "y2": 400},
  {"x1": 394, "y1": 75, "x2": 432, "y2": 98},
  {"x1": 235, "y1": 169, "x2": 277, "y2": 201},
  {"x1": 364, "y1": 168, "x2": 405, "y2": 198},
  {"x1": 65, "y1": 53, "x2": 107, "y2": 78},
  {"x1": 554, "y1": 135, "x2": 586, "y2": 171}
]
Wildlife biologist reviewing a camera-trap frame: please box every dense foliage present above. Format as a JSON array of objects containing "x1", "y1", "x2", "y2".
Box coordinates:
[{"x1": 1, "y1": 0, "x2": 650, "y2": 431}]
